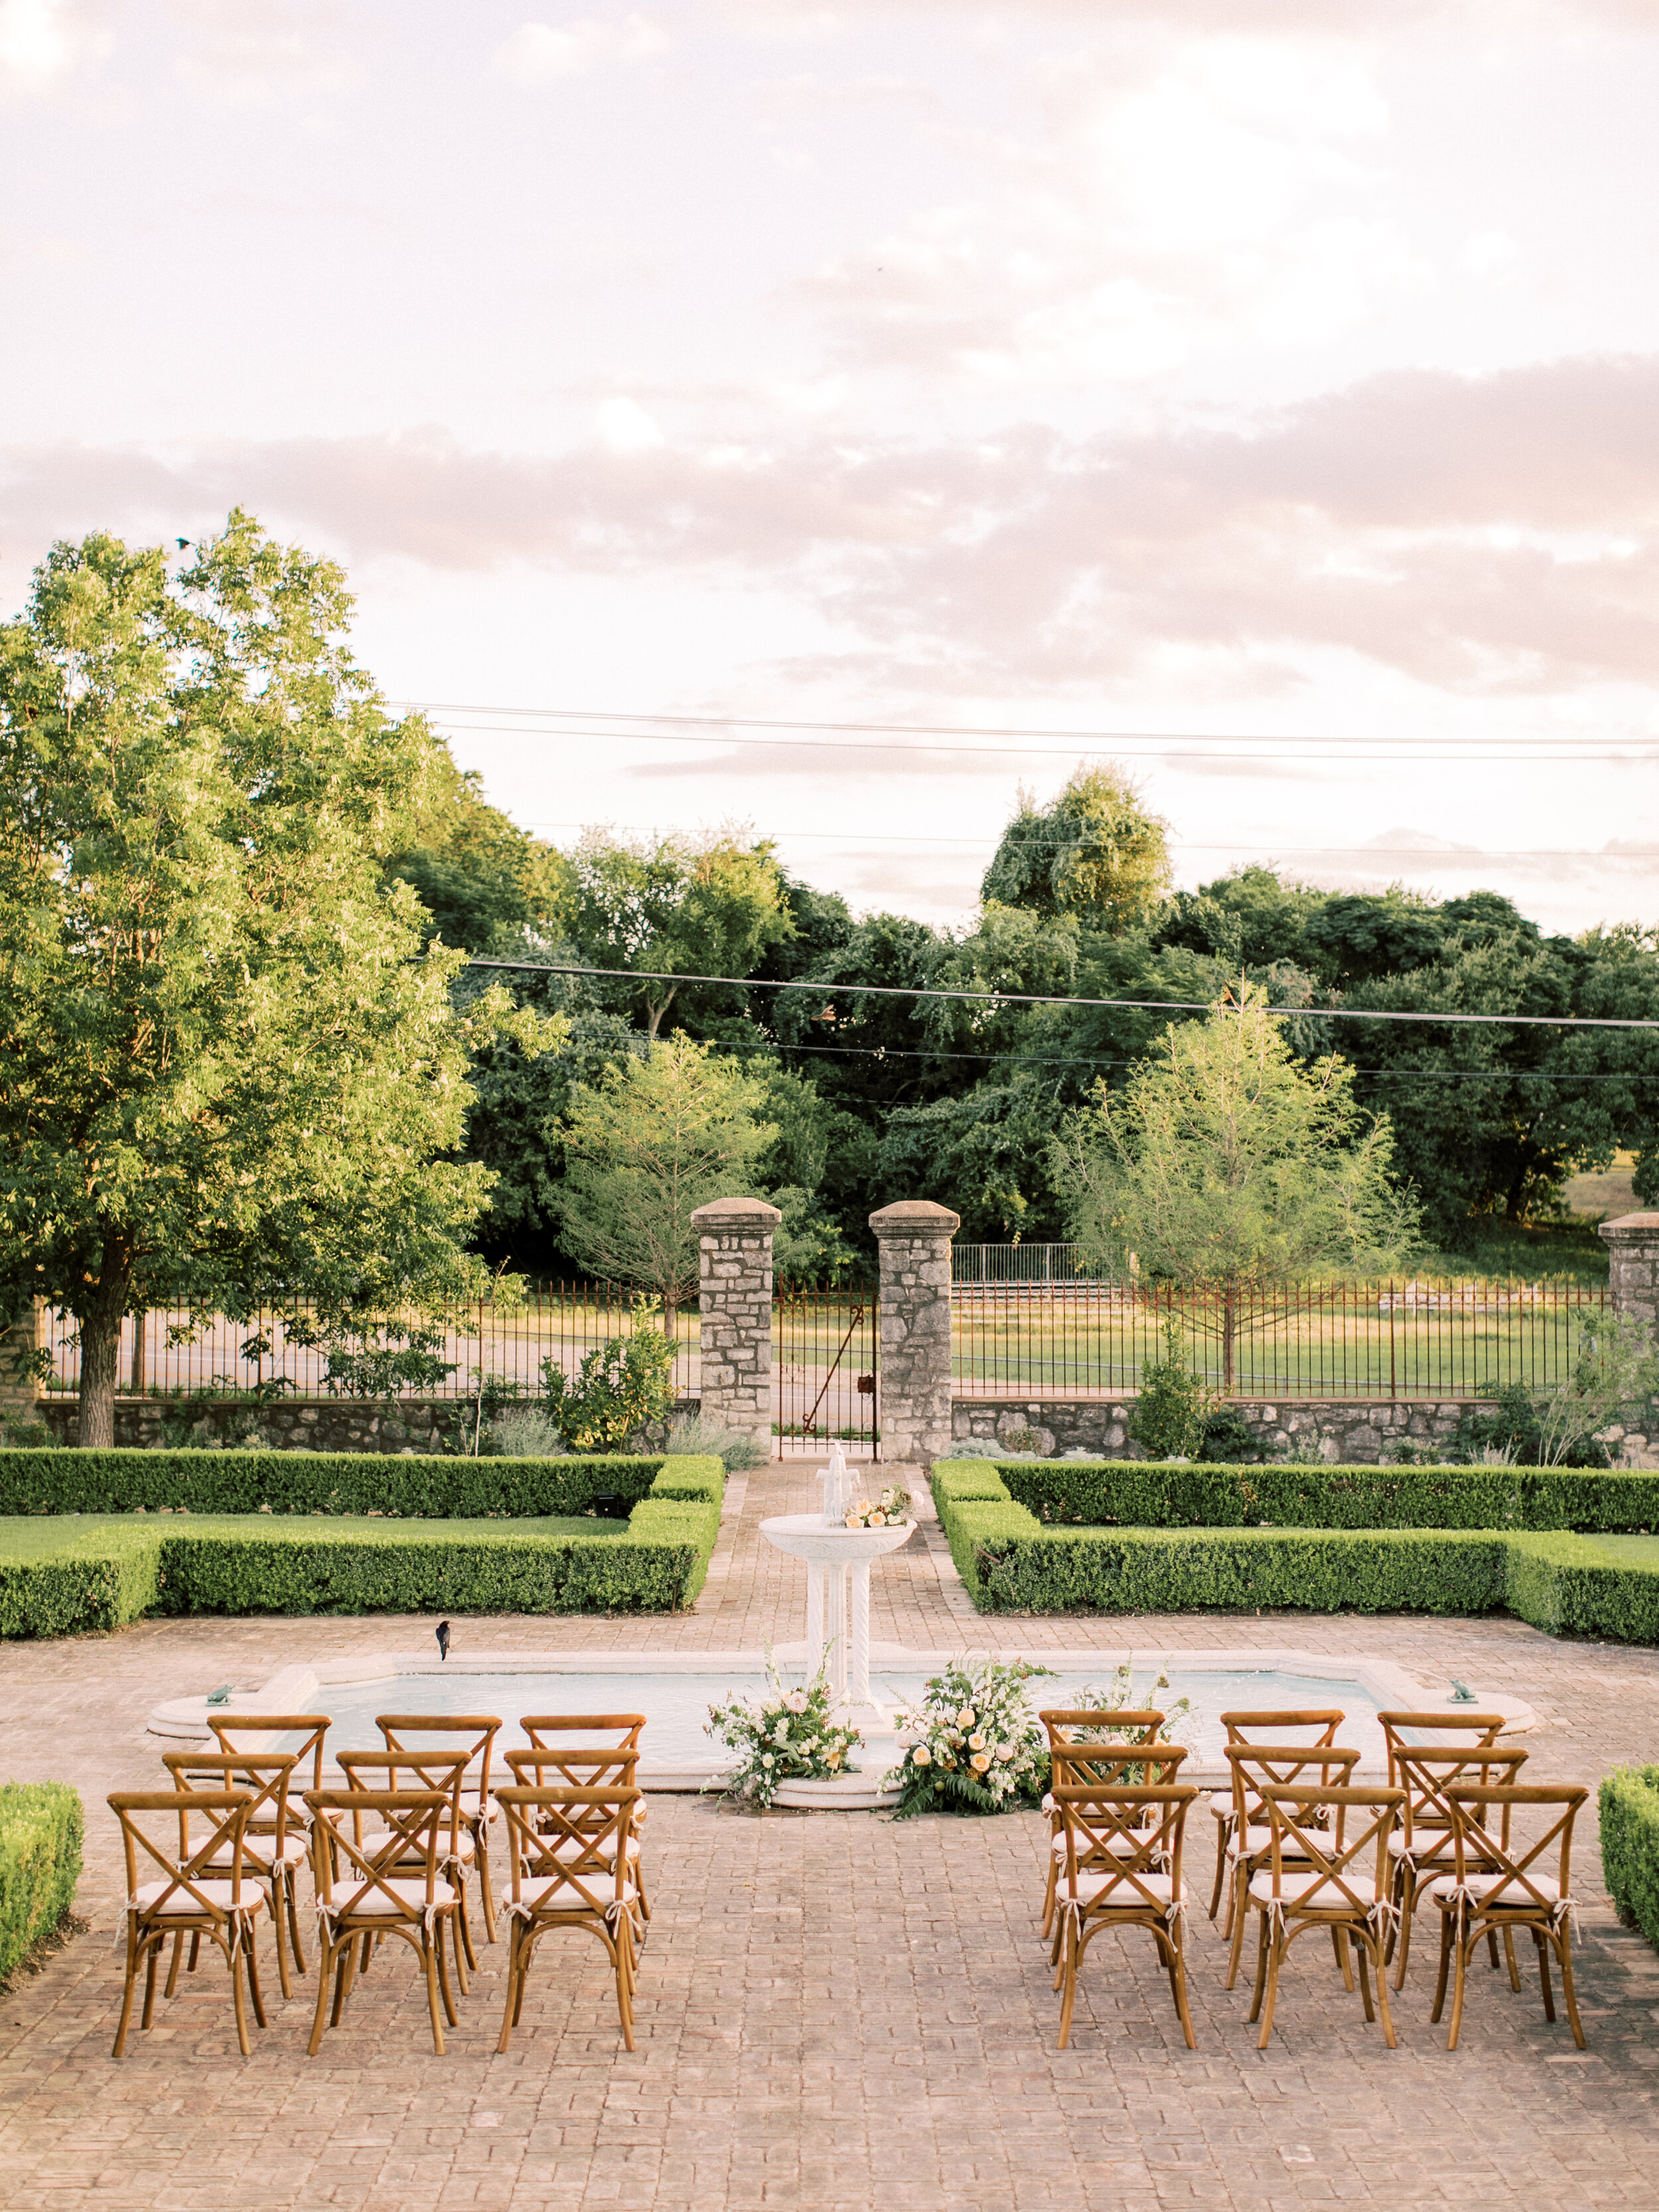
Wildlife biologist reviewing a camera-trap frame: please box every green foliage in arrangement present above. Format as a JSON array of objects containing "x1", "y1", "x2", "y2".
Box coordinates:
[
  {"x1": 0, "y1": 1457, "x2": 725, "y2": 1637},
  {"x1": 887, "y1": 1656, "x2": 1052, "y2": 1819},
  {"x1": 0, "y1": 1782, "x2": 84, "y2": 1985},
  {"x1": 929, "y1": 1462, "x2": 1659, "y2": 1641},
  {"x1": 939, "y1": 1456, "x2": 1659, "y2": 1533},
  {"x1": 1600, "y1": 1766, "x2": 1659, "y2": 1953}
]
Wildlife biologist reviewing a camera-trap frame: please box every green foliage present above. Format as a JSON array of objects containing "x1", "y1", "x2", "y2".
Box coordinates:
[
  {"x1": 0, "y1": 1782, "x2": 83, "y2": 1984},
  {"x1": 1449, "y1": 1381, "x2": 1609, "y2": 1469},
  {"x1": 705, "y1": 1651, "x2": 863, "y2": 1806},
  {"x1": 0, "y1": 1457, "x2": 725, "y2": 1635},
  {"x1": 1127, "y1": 1319, "x2": 1213, "y2": 1459},
  {"x1": 539, "y1": 1298, "x2": 677, "y2": 1450},
  {"x1": 887, "y1": 1656, "x2": 1052, "y2": 1818},
  {"x1": 558, "y1": 1040, "x2": 777, "y2": 1321},
  {"x1": 664, "y1": 1414, "x2": 770, "y2": 1474},
  {"x1": 979, "y1": 763, "x2": 1172, "y2": 932},
  {"x1": 1600, "y1": 1766, "x2": 1659, "y2": 1953},
  {"x1": 0, "y1": 511, "x2": 558, "y2": 1449}
]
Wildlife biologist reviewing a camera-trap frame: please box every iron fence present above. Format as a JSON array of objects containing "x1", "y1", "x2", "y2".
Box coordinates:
[
  {"x1": 40, "y1": 1283, "x2": 700, "y2": 1404},
  {"x1": 772, "y1": 1286, "x2": 879, "y2": 1456},
  {"x1": 952, "y1": 1274, "x2": 1610, "y2": 1401},
  {"x1": 953, "y1": 1241, "x2": 1105, "y2": 1288}
]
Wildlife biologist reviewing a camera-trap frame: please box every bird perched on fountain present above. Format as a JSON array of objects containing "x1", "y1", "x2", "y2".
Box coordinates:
[{"x1": 436, "y1": 1620, "x2": 451, "y2": 1662}]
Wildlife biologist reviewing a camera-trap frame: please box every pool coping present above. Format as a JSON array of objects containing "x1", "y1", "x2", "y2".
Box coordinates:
[{"x1": 148, "y1": 1641, "x2": 1542, "y2": 1793}]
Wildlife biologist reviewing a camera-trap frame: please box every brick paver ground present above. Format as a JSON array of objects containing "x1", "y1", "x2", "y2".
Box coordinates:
[{"x1": 3, "y1": 1459, "x2": 1658, "y2": 2209}]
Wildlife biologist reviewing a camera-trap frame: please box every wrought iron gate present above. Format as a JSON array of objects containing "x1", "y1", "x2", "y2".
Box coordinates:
[{"x1": 773, "y1": 1286, "x2": 879, "y2": 1457}]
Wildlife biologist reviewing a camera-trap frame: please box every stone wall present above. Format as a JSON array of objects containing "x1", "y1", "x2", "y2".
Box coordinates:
[
  {"x1": 870, "y1": 1201, "x2": 959, "y2": 1467},
  {"x1": 691, "y1": 1196, "x2": 780, "y2": 1445},
  {"x1": 35, "y1": 1394, "x2": 703, "y2": 1455},
  {"x1": 950, "y1": 1394, "x2": 1659, "y2": 1469}
]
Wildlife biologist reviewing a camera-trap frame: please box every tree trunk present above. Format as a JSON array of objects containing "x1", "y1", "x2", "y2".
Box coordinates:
[
  {"x1": 661, "y1": 1294, "x2": 678, "y2": 1343},
  {"x1": 1222, "y1": 1283, "x2": 1238, "y2": 1393},
  {"x1": 76, "y1": 1261, "x2": 132, "y2": 1449}
]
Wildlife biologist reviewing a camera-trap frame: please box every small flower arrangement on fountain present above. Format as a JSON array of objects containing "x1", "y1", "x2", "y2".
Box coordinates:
[
  {"x1": 843, "y1": 1484, "x2": 912, "y2": 1529},
  {"x1": 706, "y1": 1648, "x2": 863, "y2": 1809},
  {"x1": 887, "y1": 1654, "x2": 1052, "y2": 1818},
  {"x1": 1065, "y1": 1659, "x2": 1196, "y2": 1751}
]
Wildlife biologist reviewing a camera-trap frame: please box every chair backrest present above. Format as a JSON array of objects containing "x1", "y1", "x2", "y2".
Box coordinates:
[
  {"x1": 520, "y1": 1714, "x2": 647, "y2": 1753},
  {"x1": 496, "y1": 1787, "x2": 640, "y2": 1915},
  {"x1": 1226, "y1": 1743, "x2": 1360, "y2": 1831},
  {"x1": 1445, "y1": 1785, "x2": 1587, "y2": 1913},
  {"x1": 161, "y1": 1750, "x2": 299, "y2": 1854},
  {"x1": 1039, "y1": 1708, "x2": 1165, "y2": 1749},
  {"x1": 208, "y1": 1714, "x2": 330, "y2": 1794},
  {"x1": 1395, "y1": 1745, "x2": 1530, "y2": 1860},
  {"x1": 1053, "y1": 1783, "x2": 1198, "y2": 1913},
  {"x1": 109, "y1": 1789, "x2": 253, "y2": 1920},
  {"x1": 504, "y1": 1747, "x2": 640, "y2": 1793},
  {"x1": 1376, "y1": 1710, "x2": 1506, "y2": 1789},
  {"x1": 1260, "y1": 1785, "x2": 1405, "y2": 1912},
  {"x1": 336, "y1": 1749, "x2": 469, "y2": 1854},
  {"x1": 1049, "y1": 1743, "x2": 1187, "y2": 1795},
  {"x1": 1220, "y1": 1708, "x2": 1344, "y2": 1746},
  {"x1": 376, "y1": 1715, "x2": 502, "y2": 1800},
  {"x1": 304, "y1": 1789, "x2": 448, "y2": 1917}
]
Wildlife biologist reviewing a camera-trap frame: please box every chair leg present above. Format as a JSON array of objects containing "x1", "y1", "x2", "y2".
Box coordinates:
[
  {"x1": 1392, "y1": 1878, "x2": 1416, "y2": 1991},
  {"x1": 1557, "y1": 1923, "x2": 1587, "y2": 2049},
  {"x1": 1354, "y1": 1933, "x2": 1376, "y2": 2024},
  {"x1": 1430, "y1": 1908, "x2": 1454, "y2": 2024},
  {"x1": 270, "y1": 1881, "x2": 293, "y2": 2002},
  {"x1": 287, "y1": 1871, "x2": 309, "y2": 1977},
  {"x1": 1041, "y1": 1854, "x2": 1058, "y2": 1940},
  {"x1": 1503, "y1": 1927, "x2": 1522, "y2": 1992},
  {"x1": 434, "y1": 1911, "x2": 461, "y2": 2028},
  {"x1": 1370, "y1": 1933, "x2": 1398, "y2": 2051},
  {"x1": 307, "y1": 1939, "x2": 336, "y2": 2055},
  {"x1": 476, "y1": 1834, "x2": 497, "y2": 1945},
  {"x1": 1536, "y1": 1927, "x2": 1556, "y2": 2022},
  {"x1": 112, "y1": 1922, "x2": 141, "y2": 2059},
  {"x1": 611, "y1": 1925, "x2": 636, "y2": 2052},
  {"x1": 164, "y1": 1931, "x2": 185, "y2": 1999},
  {"x1": 1224, "y1": 1866, "x2": 1251, "y2": 1990},
  {"x1": 1056, "y1": 1915, "x2": 1079, "y2": 2050},
  {"x1": 1333, "y1": 1926, "x2": 1356, "y2": 1992},
  {"x1": 1248, "y1": 1909, "x2": 1270, "y2": 2024},
  {"x1": 244, "y1": 1926, "x2": 267, "y2": 2029},
  {"x1": 1447, "y1": 1927, "x2": 1471, "y2": 2050},
  {"x1": 330, "y1": 1944, "x2": 352, "y2": 2028},
  {"x1": 1169, "y1": 1923, "x2": 1197, "y2": 2051},
  {"x1": 1207, "y1": 1826, "x2": 1227, "y2": 1923},
  {"x1": 141, "y1": 1936, "x2": 161, "y2": 2029},
  {"x1": 230, "y1": 1931, "x2": 252, "y2": 2058},
  {"x1": 1256, "y1": 1929, "x2": 1284, "y2": 2049},
  {"x1": 422, "y1": 1936, "x2": 447, "y2": 2058}
]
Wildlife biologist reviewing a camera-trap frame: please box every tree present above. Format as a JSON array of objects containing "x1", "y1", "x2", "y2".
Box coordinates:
[
  {"x1": 557, "y1": 1037, "x2": 777, "y2": 1331},
  {"x1": 567, "y1": 826, "x2": 794, "y2": 1037},
  {"x1": 1052, "y1": 986, "x2": 1418, "y2": 1386},
  {"x1": 0, "y1": 513, "x2": 554, "y2": 1445},
  {"x1": 979, "y1": 762, "x2": 1171, "y2": 932}
]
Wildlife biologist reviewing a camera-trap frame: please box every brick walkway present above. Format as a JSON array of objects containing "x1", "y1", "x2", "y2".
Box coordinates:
[{"x1": 4, "y1": 1463, "x2": 1659, "y2": 2209}]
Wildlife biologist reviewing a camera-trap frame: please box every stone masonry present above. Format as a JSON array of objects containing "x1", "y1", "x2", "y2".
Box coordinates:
[
  {"x1": 871, "y1": 1199, "x2": 959, "y2": 1468},
  {"x1": 0, "y1": 1295, "x2": 43, "y2": 1429},
  {"x1": 691, "y1": 1195, "x2": 780, "y2": 1444},
  {"x1": 1603, "y1": 1209, "x2": 1659, "y2": 1330}
]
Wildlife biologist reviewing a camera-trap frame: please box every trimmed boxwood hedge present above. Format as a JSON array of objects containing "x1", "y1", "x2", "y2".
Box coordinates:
[
  {"x1": 0, "y1": 1446, "x2": 664, "y2": 1520},
  {"x1": 1601, "y1": 1766, "x2": 1659, "y2": 1952},
  {"x1": 971, "y1": 1457, "x2": 1659, "y2": 1534},
  {"x1": 931, "y1": 1461, "x2": 1659, "y2": 1641},
  {"x1": 0, "y1": 1781, "x2": 83, "y2": 1984},
  {"x1": 0, "y1": 1457, "x2": 725, "y2": 1637}
]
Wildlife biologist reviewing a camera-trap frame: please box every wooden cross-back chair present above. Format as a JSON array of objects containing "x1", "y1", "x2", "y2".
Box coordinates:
[
  {"x1": 303, "y1": 1787, "x2": 459, "y2": 2055},
  {"x1": 108, "y1": 1789, "x2": 264, "y2": 2058},
  {"x1": 161, "y1": 1749, "x2": 307, "y2": 1998},
  {"x1": 504, "y1": 1747, "x2": 650, "y2": 1922},
  {"x1": 335, "y1": 1748, "x2": 475, "y2": 1988},
  {"x1": 208, "y1": 1713, "x2": 332, "y2": 1801},
  {"x1": 1209, "y1": 1710, "x2": 1346, "y2": 1925},
  {"x1": 1429, "y1": 1785, "x2": 1589, "y2": 2051},
  {"x1": 1050, "y1": 1783, "x2": 1199, "y2": 2050},
  {"x1": 376, "y1": 1715, "x2": 503, "y2": 1941},
  {"x1": 1038, "y1": 1742, "x2": 1187, "y2": 1939},
  {"x1": 521, "y1": 1713, "x2": 647, "y2": 1754},
  {"x1": 494, "y1": 1785, "x2": 642, "y2": 2053},
  {"x1": 1220, "y1": 1743, "x2": 1361, "y2": 1990},
  {"x1": 1388, "y1": 1743, "x2": 1530, "y2": 1988},
  {"x1": 1249, "y1": 1785, "x2": 1406, "y2": 2051}
]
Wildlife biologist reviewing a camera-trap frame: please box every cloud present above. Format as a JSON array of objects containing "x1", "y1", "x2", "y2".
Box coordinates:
[
  {"x1": 0, "y1": 0, "x2": 108, "y2": 88},
  {"x1": 490, "y1": 14, "x2": 670, "y2": 82},
  {"x1": 7, "y1": 352, "x2": 1659, "y2": 698}
]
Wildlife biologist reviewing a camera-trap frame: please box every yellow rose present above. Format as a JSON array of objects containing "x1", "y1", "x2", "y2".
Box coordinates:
[
  {"x1": 912, "y1": 1744, "x2": 932, "y2": 1767},
  {"x1": 971, "y1": 1751, "x2": 991, "y2": 1773},
  {"x1": 968, "y1": 1733, "x2": 986, "y2": 1752},
  {"x1": 869, "y1": 1509, "x2": 887, "y2": 1526},
  {"x1": 843, "y1": 1511, "x2": 860, "y2": 1527}
]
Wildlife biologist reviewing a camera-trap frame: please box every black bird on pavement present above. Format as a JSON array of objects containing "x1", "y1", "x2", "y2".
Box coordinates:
[{"x1": 436, "y1": 1620, "x2": 451, "y2": 1662}]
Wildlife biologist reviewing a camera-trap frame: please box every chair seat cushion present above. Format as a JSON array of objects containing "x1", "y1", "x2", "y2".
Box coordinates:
[
  {"x1": 1428, "y1": 1870, "x2": 1567, "y2": 1909},
  {"x1": 515, "y1": 1872, "x2": 638, "y2": 1914},
  {"x1": 132, "y1": 1880, "x2": 267, "y2": 1920},
  {"x1": 1248, "y1": 1870, "x2": 1381, "y2": 1912},
  {"x1": 325, "y1": 1876, "x2": 457, "y2": 1917},
  {"x1": 1064, "y1": 1870, "x2": 1185, "y2": 1909}
]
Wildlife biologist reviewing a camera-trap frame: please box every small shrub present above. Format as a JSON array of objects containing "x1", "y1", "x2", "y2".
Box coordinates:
[
  {"x1": 1449, "y1": 1380, "x2": 1609, "y2": 1469},
  {"x1": 1199, "y1": 1408, "x2": 1260, "y2": 1463},
  {"x1": 1127, "y1": 1321, "x2": 1213, "y2": 1461},
  {"x1": 0, "y1": 1781, "x2": 83, "y2": 1984},
  {"x1": 540, "y1": 1297, "x2": 677, "y2": 1452},
  {"x1": 664, "y1": 1414, "x2": 768, "y2": 1475},
  {"x1": 998, "y1": 1426, "x2": 1045, "y2": 1457},
  {"x1": 1601, "y1": 1766, "x2": 1659, "y2": 1952},
  {"x1": 488, "y1": 1408, "x2": 570, "y2": 1459}
]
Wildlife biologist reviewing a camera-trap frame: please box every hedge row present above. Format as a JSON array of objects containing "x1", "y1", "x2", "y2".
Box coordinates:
[
  {"x1": 1601, "y1": 1767, "x2": 1659, "y2": 1953},
  {"x1": 931, "y1": 1462, "x2": 1659, "y2": 1642},
  {"x1": 972, "y1": 1457, "x2": 1659, "y2": 1534},
  {"x1": 0, "y1": 1458, "x2": 725, "y2": 1638},
  {"x1": 0, "y1": 1782, "x2": 83, "y2": 1985},
  {"x1": 0, "y1": 1446, "x2": 666, "y2": 1520}
]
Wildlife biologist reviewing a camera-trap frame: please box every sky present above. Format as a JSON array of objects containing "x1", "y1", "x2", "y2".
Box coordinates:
[{"x1": 4, "y1": 0, "x2": 1659, "y2": 935}]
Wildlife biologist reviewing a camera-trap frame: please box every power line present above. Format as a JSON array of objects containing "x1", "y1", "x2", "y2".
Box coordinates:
[{"x1": 464, "y1": 955, "x2": 1659, "y2": 1031}]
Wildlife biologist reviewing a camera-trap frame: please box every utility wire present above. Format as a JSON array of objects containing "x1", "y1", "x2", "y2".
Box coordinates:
[{"x1": 463, "y1": 955, "x2": 1659, "y2": 1031}]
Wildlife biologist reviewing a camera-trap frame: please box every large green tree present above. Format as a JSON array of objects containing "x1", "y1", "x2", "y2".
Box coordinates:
[
  {"x1": 0, "y1": 514, "x2": 551, "y2": 1445},
  {"x1": 979, "y1": 762, "x2": 1171, "y2": 930},
  {"x1": 1052, "y1": 986, "x2": 1417, "y2": 1385}
]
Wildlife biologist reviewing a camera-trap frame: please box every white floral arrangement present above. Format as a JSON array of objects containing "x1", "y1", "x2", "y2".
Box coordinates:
[
  {"x1": 705, "y1": 1648, "x2": 862, "y2": 1808},
  {"x1": 886, "y1": 1655, "x2": 1052, "y2": 1818},
  {"x1": 843, "y1": 1485, "x2": 912, "y2": 1529},
  {"x1": 1064, "y1": 1660, "x2": 1196, "y2": 1748}
]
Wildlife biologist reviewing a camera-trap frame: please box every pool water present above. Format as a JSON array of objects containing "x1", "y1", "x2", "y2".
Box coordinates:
[{"x1": 297, "y1": 1665, "x2": 1388, "y2": 1773}]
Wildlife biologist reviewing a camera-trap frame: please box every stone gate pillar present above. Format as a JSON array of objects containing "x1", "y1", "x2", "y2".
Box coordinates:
[
  {"x1": 1601, "y1": 1212, "x2": 1659, "y2": 1330},
  {"x1": 691, "y1": 1196, "x2": 781, "y2": 1446},
  {"x1": 870, "y1": 1200, "x2": 960, "y2": 1468},
  {"x1": 0, "y1": 1295, "x2": 43, "y2": 1433}
]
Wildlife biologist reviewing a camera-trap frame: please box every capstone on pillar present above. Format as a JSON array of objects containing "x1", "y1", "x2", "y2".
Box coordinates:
[
  {"x1": 1601, "y1": 1211, "x2": 1659, "y2": 1333},
  {"x1": 869, "y1": 1199, "x2": 960, "y2": 1469},
  {"x1": 691, "y1": 1195, "x2": 782, "y2": 1446}
]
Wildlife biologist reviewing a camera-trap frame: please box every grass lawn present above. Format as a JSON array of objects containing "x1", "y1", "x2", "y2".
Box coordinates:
[
  {"x1": 1583, "y1": 1534, "x2": 1659, "y2": 1566},
  {"x1": 0, "y1": 1511, "x2": 622, "y2": 1560}
]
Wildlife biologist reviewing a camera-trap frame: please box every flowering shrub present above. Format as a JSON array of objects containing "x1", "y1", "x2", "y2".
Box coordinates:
[
  {"x1": 705, "y1": 1650, "x2": 863, "y2": 1808},
  {"x1": 845, "y1": 1485, "x2": 912, "y2": 1528},
  {"x1": 1054, "y1": 1661, "x2": 1196, "y2": 1780},
  {"x1": 887, "y1": 1655, "x2": 1052, "y2": 1818}
]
